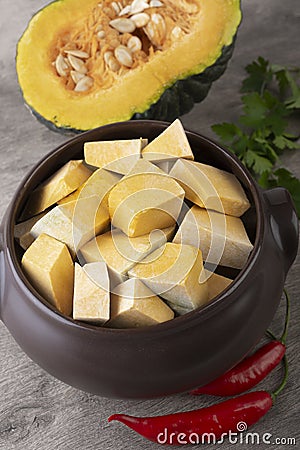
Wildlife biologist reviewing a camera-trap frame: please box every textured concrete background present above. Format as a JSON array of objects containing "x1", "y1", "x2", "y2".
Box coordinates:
[{"x1": 0, "y1": 1, "x2": 299, "y2": 449}]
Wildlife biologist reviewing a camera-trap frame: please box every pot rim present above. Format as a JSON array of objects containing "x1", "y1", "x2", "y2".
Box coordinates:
[{"x1": 3, "y1": 120, "x2": 264, "y2": 335}]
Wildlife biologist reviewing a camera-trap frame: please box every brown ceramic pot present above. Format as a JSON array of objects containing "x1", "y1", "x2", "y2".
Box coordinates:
[{"x1": 0, "y1": 121, "x2": 298, "y2": 398}]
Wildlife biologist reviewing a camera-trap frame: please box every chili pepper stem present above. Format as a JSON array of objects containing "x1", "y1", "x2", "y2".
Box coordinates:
[
  {"x1": 268, "y1": 289, "x2": 290, "y2": 402},
  {"x1": 270, "y1": 354, "x2": 288, "y2": 403},
  {"x1": 280, "y1": 289, "x2": 290, "y2": 344}
]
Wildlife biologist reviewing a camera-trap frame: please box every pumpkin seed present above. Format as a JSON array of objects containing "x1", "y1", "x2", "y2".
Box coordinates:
[
  {"x1": 97, "y1": 30, "x2": 106, "y2": 39},
  {"x1": 144, "y1": 13, "x2": 166, "y2": 48},
  {"x1": 130, "y1": 0, "x2": 149, "y2": 15},
  {"x1": 55, "y1": 54, "x2": 69, "y2": 77},
  {"x1": 67, "y1": 54, "x2": 88, "y2": 73},
  {"x1": 127, "y1": 35, "x2": 142, "y2": 52},
  {"x1": 63, "y1": 57, "x2": 71, "y2": 68},
  {"x1": 70, "y1": 70, "x2": 85, "y2": 84},
  {"x1": 171, "y1": 26, "x2": 184, "y2": 39},
  {"x1": 152, "y1": 12, "x2": 163, "y2": 24},
  {"x1": 114, "y1": 45, "x2": 133, "y2": 67},
  {"x1": 131, "y1": 12, "x2": 150, "y2": 28},
  {"x1": 111, "y1": 2, "x2": 121, "y2": 14},
  {"x1": 64, "y1": 49, "x2": 90, "y2": 59},
  {"x1": 104, "y1": 51, "x2": 114, "y2": 65},
  {"x1": 143, "y1": 24, "x2": 154, "y2": 40},
  {"x1": 109, "y1": 18, "x2": 136, "y2": 33},
  {"x1": 74, "y1": 76, "x2": 94, "y2": 92},
  {"x1": 108, "y1": 56, "x2": 121, "y2": 72},
  {"x1": 119, "y1": 5, "x2": 131, "y2": 16},
  {"x1": 149, "y1": 0, "x2": 163, "y2": 6}
]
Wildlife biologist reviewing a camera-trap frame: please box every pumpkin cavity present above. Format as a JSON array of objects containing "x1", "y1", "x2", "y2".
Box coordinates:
[{"x1": 51, "y1": 0, "x2": 200, "y2": 93}]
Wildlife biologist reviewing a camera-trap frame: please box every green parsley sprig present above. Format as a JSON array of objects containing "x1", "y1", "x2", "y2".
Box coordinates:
[{"x1": 212, "y1": 57, "x2": 300, "y2": 217}]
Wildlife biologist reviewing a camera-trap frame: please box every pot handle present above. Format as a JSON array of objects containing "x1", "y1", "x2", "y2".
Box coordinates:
[{"x1": 263, "y1": 187, "x2": 299, "y2": 275}]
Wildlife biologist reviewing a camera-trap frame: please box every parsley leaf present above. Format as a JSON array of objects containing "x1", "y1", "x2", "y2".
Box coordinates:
[
  {"x1": 211, "y1": 123, "x2": 242, "y2": 143},
  {"x1": 241, "y1": 56, "x2": 272, "y2": 94},
  {"x1": 273, "y1": 135, "x2": 299, "y2": 150},
  {"x1": 239, "y1": 92, "x2": 269, "y2": 128},
  {"x1": 212, "y1": 57, "x2": 300, "y2": 217},
  {"x1": 244, "y1": 150, "x2": 273, "y2": 174}
]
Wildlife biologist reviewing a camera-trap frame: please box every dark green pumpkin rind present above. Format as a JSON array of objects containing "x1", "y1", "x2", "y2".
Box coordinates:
[
  {"x1": 27, "y1": 37, "x2": 236, "y2": 134},
  {"x1": 133, "y1": 41, "x2": 235, "y2": 121},
  {"x1": 30, "y1": 108, "x2": 83, "y2": 135}
]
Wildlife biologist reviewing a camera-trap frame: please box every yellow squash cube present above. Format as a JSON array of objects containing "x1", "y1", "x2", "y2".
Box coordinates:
[
  {"x1": 107, "y1": 278, "x2": 174, "y2": 328},
  {"x1": 173, "y1": 206, "x2": 253, "y2": 269},
  {"x1": 30, "y1": 196, "x2": 110, "y2": 257},
  {"x1": 21, "y1": 234, "x2": 74, "y2": 315},
  {"x1": 170, "y1": 159, "x2": 250, "y2": 217},
  {"x1": 80, "y1": 226, "x2": 175, "y2": 288},
  {"x1": 21, "y1": 160, "x2": 91, "y2": 219},
  {"x1": 73, "y1": 262, "x2": 110, "y2": 324},
  {"x1": 142, "y1": 119, "x2": 194, "y2": 162},
  {"x1": 108, "y1": 172, "x2": 184, "y2": 237},
  {"x1": 128, "y1": 242, "x2": 208, "y2": 312}
]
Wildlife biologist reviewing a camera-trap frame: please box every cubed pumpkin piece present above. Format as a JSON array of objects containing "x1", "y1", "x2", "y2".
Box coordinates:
[
  {"x1": 30, "y1": 196, "x2": 110, "y2": 257},
  {"x1": 107, "y1": 278, "x2": 174, "y2": 328},
  {"x1": 174, "y1": 270, "x2": 233, "y2": 315},
  {"x1": 108, "y1": 172, "x2": 184, "y2": 237},
  {"x1": 80, "y1": 226, "x2": 175, "y2": 288},
  {"x1": 142, "y1": 119, "x2": 194, "y2": 162},
  {"x1": 14, "y1": 212, "x2": 46, "y2": 250},
  {"x1": 173, "y1": 206, "x2": 253, "y2": 269},
  {"x1": 84, "y1": 139, "x2": 143, "y2": 175},
  {"x1": 21, "y1": 160, "x2": 91, "y2": 219},
  {"x1": 73, "y1": 262, "x2": 110, "y2": 324},
  {"x1": 21, "y1": 233, "x2": 74, "y2": 315},
  {"x1": 58, "y1": 168, "x2": 121, "y2": 208},
  {"x1": 205, "y1": 270, "x2": 233, "y2": 300},
  {"x1": 128, "y1": 242, "x2": 208, "y2": 311},
  {"x1": 169, "y1": 159, "x2": 250, "y2": 217}
]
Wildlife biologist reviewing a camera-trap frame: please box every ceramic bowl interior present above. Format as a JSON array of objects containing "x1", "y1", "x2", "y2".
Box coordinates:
[{"x1": 11, "y1": 120, "x2": 259, "y2": 329}]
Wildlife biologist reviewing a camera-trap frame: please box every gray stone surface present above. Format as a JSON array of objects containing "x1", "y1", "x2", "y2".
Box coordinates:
[{"x1": 0, "y1": 0, "x2": 299, "y2": 449}]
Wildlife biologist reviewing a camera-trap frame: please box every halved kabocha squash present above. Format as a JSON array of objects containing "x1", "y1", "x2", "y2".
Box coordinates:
[{"x1": 16, "y1": 0, "x2": 241, "y2": 133}]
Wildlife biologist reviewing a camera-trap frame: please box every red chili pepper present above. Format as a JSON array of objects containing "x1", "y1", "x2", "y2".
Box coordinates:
[
  {"x1": 108, "y1": 391, "x2": 273, "y2": 445},
  {"x1": 190, "y1": 341, "x2": 285, "y2": 396},
  {"x1": 108, "y1": 290, "x2": 290, "y2": 445},
  {"x1": 191, "y1": 289, "x2": 289, "y2": 397},
  {"x1": 108, "y1": 354, "x2": 288, "y2": 445}
]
